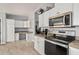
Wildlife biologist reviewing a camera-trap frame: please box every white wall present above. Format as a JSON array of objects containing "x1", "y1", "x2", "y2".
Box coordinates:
[{"x1": 0, "y1": 3, "x2": 54, "y2": 18}]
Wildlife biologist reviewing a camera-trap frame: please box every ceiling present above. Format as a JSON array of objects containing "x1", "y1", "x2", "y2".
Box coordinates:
[{"x1": 0, "y1": 3, "x2": 54, "y2": 19}]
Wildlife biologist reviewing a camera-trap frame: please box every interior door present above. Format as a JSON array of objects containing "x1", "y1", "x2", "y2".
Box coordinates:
[{"x1": 7, "y1": 19, "x2": 15, "y2": 42}]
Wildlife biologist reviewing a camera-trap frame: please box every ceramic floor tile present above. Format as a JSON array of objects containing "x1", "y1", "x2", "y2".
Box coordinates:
[{"x1": 0, "y1": 40, "x2": 39, "y2": 55}]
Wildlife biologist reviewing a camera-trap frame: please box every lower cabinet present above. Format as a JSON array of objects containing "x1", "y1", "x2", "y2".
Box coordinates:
[
  {"x1": 69, "y1": 47, "x2": 79, "y2": 55},
  {"x1": 26, "y1": 33, "x2": 29, "y2": 41},
  {"x1": 34, "y1": 36, "x2": 45, "y2": 55},
  {"x1": 15, "y1": 33, "x2": 19, "y2": 41},
  {"x1": 15, "y1": 32, "x2": 33, "y2": 41},
  {"x1": 26, "y1": 33, "x2": 33, "y2": 41}
]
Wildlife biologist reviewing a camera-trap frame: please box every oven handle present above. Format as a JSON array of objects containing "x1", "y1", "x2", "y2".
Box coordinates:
[{"x1": 45, "y1": 40, "x2": 68, "y2": 48}]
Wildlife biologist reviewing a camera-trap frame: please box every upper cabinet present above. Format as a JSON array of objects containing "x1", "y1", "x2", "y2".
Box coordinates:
[
  {"x1": 39, "y1": 13, "x2": 44, "y2": 27},
  {"x1": 43, "y1": 11, "x2": 50, "y2": 27},
  {"x1": 39, "y1": 11, "x2": 49, "y2": 27},
  {"x1": 49, "y1": 3, "x2": 73, "y2": 18},
  {"x1": 15, "y1": 20, "x2": 30, "y2": 28},
  {"x1": 38, "y1": 3, "x2": 79, "y2": 27},
  {"x1": 73, "y1": 4, "x2": 79, "y2": 26},
  {"x1": 55, "y1": 3, "x2": 73, "y2": 14},
  {"x1": 15, "y1": 20, "x2": 24, "y2": 27}
]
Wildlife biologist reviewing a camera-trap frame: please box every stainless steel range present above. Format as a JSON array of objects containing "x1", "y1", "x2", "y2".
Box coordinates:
[{"x1": 45, "y1": 30, "x2": 75, "y2": 55}]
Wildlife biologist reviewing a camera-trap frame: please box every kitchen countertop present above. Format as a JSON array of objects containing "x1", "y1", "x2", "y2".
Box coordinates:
[
  {"x1": 35, "y1": 34, "x2": 45, "y2": 38},
  {"x1": 69, "y1": 40, "x2": 79, "y2": 49},
  {"x1": 15, "y1": 31, "x2": 33, "y2": 34}
]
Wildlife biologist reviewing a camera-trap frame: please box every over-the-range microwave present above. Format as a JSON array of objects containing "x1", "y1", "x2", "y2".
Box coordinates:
[{"x1": 49, "y1": 11, "x2": 72, "y2": 27}]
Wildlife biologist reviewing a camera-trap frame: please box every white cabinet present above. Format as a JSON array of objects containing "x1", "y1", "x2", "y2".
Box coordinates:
[
  {"x1": 15, "y1": 20, "x2": 30, "y2": 28},
  {"x1": 24, "y1": 21, "x2": 30, "y2": 28},
  {"x1": 15, "y1": 33, "x2": 19, "y2": 41},
  {"x1": 69, "y1": 47, "x2": 79, "y2": 55},
  {"x1": 28, "y1": 33, "x2": 33, "y2": 41},
  {"x1": 6, "y1": 19, "x2": 15, "y2": 42},
  {"x1": 39, "y1": 11, "x2": 49, "y2": 27},
  {"x1": 26, "y1": 33, "x2": 29, "y2": 40},
  {"x1": 34, "y1": 36, "x2": 39, "y2": 51},
  {"x1": 38, "y1": 37, "x2": 45, "y2": 55},
  {"x1": 26, "y1": 33, "x2": 33, "y2": 41},
  {"x1": 34, "y1": 36, "x2": 45, "y2": 55},
  {"x1": 15, "y1": 20, "x2": 24, "y2": 27},
  {"x1": 49, "y1": 3, "x2": 73, "y2": 18},
  {"x1": 73, "y1": 4, "x2": 79, "y2": 26},
  {"x1": 49, "y1": 8, "x2": 57, "y2": 17},
  {"x1": 55, "y1": 3, "x2": 73, "y2": 14},
  {"x1": 39, "y1": 13, "x2": 44, "y2": 27},
  {"x1": 43, "y1": 11, "x2": 49, "y2": 27}
]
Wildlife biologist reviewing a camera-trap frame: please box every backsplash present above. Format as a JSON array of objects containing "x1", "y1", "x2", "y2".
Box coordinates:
[
  {"x1": 49, "y1": 27, "x2": 75, "y2": 33},
  {"x1": 48, "y1": 27, "x2": 79, "y2": 40}
]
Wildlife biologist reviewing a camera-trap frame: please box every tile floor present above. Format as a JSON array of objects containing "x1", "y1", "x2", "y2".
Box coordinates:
[{"x1": 0, "y1": 40, "x2": 39, "y2": 55}]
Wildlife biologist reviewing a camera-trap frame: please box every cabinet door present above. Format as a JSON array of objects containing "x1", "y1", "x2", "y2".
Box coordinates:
[
  {"x1": 73, "y1": 4, "x2": 79, "y2": 26},
  {"x1": 49, "y1": 8, "x2": 57, "y2": 17},
  {"x1": 15, "y1": 20, "x2": 24, "y2": 27},
  {"x1": 34, "y1": 36, "x2": 39, "y2": 51},
  {"x1": 55, "y1": 3, "x2": 73, "y2": 13},
  {"x1": 15, "y1": 33, "x2": 19, "y2": 41},
  {"x1": 28, "y1": 33, "x2": 33, "y2": 41},
  {"x1": 7, "y1": 19, "x2": 15, "y2": 42},
  {"x1": 26, "y1": 33, "x2": 28, "y2": 40},
  {"x1": 39, "y1": 13, "x2": 44, "y2": 27},
  {"x1": 49, "y1": 3, "x2": 73, "y2": 18},
  {"x1": 38, "y1": 37, "x2": 45, "y2": 55},
  {"x1": 69, "y1": 47, "x2": 79, "y2": 55},
  {"x1": 43, "y1": 11, "x2": 49, "y2": 27},
  {"x1": 24, "y1": 21, "x2": 30, "y2": 28}
]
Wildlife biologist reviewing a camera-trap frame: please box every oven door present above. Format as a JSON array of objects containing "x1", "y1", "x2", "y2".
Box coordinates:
[{"x1": 45, "y1": 40, "x2": 68, "y2": 55}]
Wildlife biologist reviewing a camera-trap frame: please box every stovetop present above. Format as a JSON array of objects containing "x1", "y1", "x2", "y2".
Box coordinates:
[{"x1": 46, "y1": 36, "x2": 75, "y2": 45}]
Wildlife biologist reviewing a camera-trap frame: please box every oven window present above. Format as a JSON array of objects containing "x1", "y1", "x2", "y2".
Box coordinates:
[{"x1": 45, "y1": 41, "x2": 68, "y2": 55}]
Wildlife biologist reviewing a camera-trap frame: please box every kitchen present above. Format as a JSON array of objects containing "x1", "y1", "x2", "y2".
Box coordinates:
[
  {"x1": 34, "y1": 3, "x2": 79, "y2": 55},
  {"x1": 0, "y1": 3, "x2": 79, "y2": 55}
]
